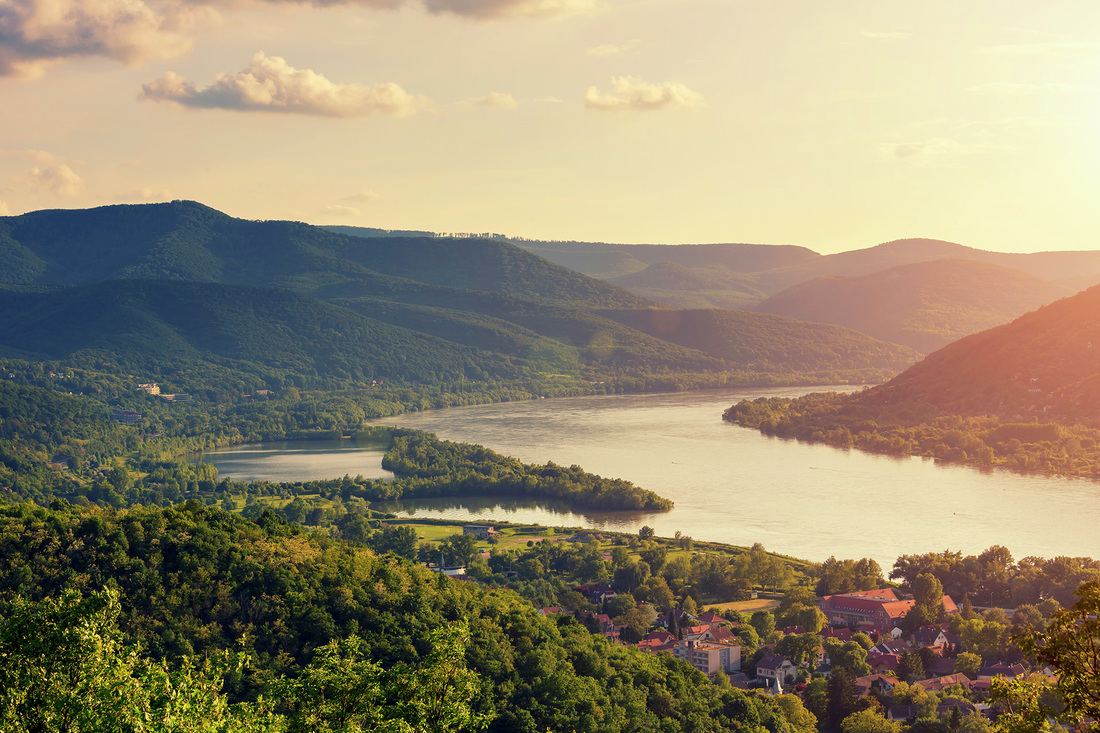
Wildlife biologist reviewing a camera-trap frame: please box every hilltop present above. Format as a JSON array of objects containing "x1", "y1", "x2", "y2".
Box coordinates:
[
  {"x1": 753, "y1": 258, "x2": 1073, "y2": 352},
  {"x1": 514, "y1": 237, "x2": 1100, "y2": 350},
  {"x1": 725, "y1": 284, "x2": 1100, "y2": 477},
  {"x1": 0, "y1": 202, "x2": 916, "y2": 390}
]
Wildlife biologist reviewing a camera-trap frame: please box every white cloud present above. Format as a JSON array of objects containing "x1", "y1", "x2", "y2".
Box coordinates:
[
  {"x1": 584, "y1": 76, "x2": 704, "y2": 112},
  {"x1": 461, "y1": 91, "x2": 518, "y2": 110},
  {"x1": 0, "y1": 200, "x2": 10, "y2": 216},
  {"x1": 977, "y1": 42, "x2": 1100, "y2": 56},
  {"x1": 861, "y1": 31, "x2": 910, "y2": 40},
  {"x1": 967, "y1": 81, "x2": 1080, "y2": 95},
  {"x1": 420, "y1": 0, "x2": 596, "y2": 19},
  {"x1": 586, "y1": 39, "x2": 640, "y2": 57},
  {"x1": 140, "y1": 52, "x2": 431, "y2": 117},
  {"x1": 321, "y1": 204, "x2": 359, "y2": 216},
  {"x1": 0, "y1": 0, "x2": 214, "y2": 78},
  {"x1": 878, "y1": 138, "x2": 1007, "y2": 168},
  {"x1": 1, "y1": 150, "x2": 84, "y2": 196},
  {"x1": 533, "y1": 96, "x2": 562, "y2": 103}
]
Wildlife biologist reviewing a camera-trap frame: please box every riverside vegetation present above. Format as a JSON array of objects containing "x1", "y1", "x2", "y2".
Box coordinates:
[{"x1": 726, "y1": 283, "x2": 1100, "y2": 480}]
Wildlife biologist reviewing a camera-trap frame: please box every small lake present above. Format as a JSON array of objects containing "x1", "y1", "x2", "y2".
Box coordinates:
[
  {"x1": 193, "y1": 439, "x2": 393, "y2": 483},
  {"x1": 198, "y1": 387, "x2": 1100, "y2": 568}
]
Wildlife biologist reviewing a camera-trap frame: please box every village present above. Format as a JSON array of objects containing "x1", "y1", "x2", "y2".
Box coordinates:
[{"x1": 427, "y1": 523, "x2": 1055, "y2": 730}]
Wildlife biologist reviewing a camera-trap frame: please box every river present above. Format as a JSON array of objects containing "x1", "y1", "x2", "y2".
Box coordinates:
[{"x1": 196, "y1": 386, "x2": 1100, "y2": 568}]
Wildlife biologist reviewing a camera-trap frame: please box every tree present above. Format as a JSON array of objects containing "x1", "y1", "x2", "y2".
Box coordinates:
[
  {"x1": 840, "y1": 709, "x2": 900, "y2": 733},
  {"x1": 1010, "y1": 580, "x2": 1100, "y2": 728},
  {"x1": 273, "y1": 621, "x2": 491, "y2": 733},
  {"x1": 825, "y1": 666, "x2": 858, "y2": 733},
  {"x1": 954, "y1": 651, "x2": 982, "y2": 679},
  {"x1": 637, "y1": 577, "x2": 675, "y2": 613},
  {"x1": 896, "y1": 651, "x2": 925, "y2": 684},
  {"x1": 440, "y1": 533, "x2": 479, "y2": 566},
  {"x1": 776, "y1": 633, "x2": 822, "y2": 670},
  {"x1": 369, "y1": 525, "x2": 419, "y2": 559},
  {"x1": 638, "y1": 526, "x2": 655, "y2": 540},
  {"x1": 0, "y1": 588, "x2": 266, "y2": 733},
  {"x1": 638, "y1": 543, "x2": 668, "y2": 574},
  {"x1": 750, "y1": 610, "x2": 776, "y2": 640}
]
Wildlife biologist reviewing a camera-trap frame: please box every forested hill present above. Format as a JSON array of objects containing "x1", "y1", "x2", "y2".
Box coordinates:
[
  {"x1": 856, "y1": 283, "x2": 1100, "y2": 424},
  {"x1": 724, "y1": 284, "x2": 1100, "y2": 478},
  {"x1": 752, "y1": 259, "x2": 1074, "y2": 353},
  {"x1": 599, "y1": 308, "x2": 918, "y2": 373},
  {"x1": 0, "y1": 202, "x2": 920, "y2": 388},
  {"x1": 0, "y1": 201, "x2": 651, "y2": 309},
  {"x1": 0, "y1": 500, "x2": 820, "y2": 733},
  {"x1": 0, "y1": 281, "x2": 517, "y2": 387}
]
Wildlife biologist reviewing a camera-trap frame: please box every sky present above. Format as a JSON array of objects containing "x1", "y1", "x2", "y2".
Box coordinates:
[{"x1": 2, "y1": 0, "x2": 1100, "y2": 254}]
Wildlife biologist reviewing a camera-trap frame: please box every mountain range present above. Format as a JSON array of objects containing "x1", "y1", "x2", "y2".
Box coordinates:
[
  {"x1": 0, "y1": 202, "x2": 915, "y2": 392},
  {"x1": 506, "y1": 235, "x2": 1100, "y2": 352}
]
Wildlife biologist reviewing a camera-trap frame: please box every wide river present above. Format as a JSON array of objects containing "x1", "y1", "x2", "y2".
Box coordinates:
[{"x1": 197, "y1": 387, "x2": 1100, "y2": 568}]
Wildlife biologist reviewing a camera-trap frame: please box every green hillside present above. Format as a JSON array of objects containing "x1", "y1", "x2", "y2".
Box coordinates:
[
  {"x1": 725, "y1": 284, "x2": 1100, "y2": 478},
  {"x1": 0, "y1": 281, "x2": 521, "y2": 389},
  {"x1": 0, "y1": 201, "x2": 649, "y2": 309},
  {"x1": 600, "y1": 308, "x2": 919, "y2": 374},
  {"x1": 754, "y1": 258, "x2": 1074, "y2": 352},
  {"x1": 0, "y1": 201, "x2": 924, "y2": 392},
  {"x1": 607, "y1": 261, "x2": 769, "y2": 309},
  {"x1": 0, "y1": 501, "x2": 819, "y2": 733}
]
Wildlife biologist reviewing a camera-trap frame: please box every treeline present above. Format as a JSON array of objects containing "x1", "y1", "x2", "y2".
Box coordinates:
[
  {"x1": 0, "y1": 501, "x2": 819, "y2": 733},
  {"x1": 890, "y1": 546, "x2": 1100, "y2": 608},
  {"x1": 381, "y1": 431, "x2": 673, "y2": 511},
  {"x1": 724, "y1": 393, "x2": 1100, "y2": 480}
]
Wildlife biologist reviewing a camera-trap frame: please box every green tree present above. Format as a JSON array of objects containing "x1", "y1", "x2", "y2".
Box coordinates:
[
  {"x1": 0, "y1": 589, "x2": 266, "y2": 733},
  {"x1": 369, "y1": 525, "x2": 419, "y2": 560},
  {"x1": 1010, "y1": 580, "x2": 1100, "y2": 729},
  {"x1": 750, "y1": 610, "x2": 776, "y2": 640},
  {"x1": 954, "y1": 652, "x2": 982, "y2": 679},
  {"x1": 840, "y1": 709, "x2": 901, "y2": 733}
]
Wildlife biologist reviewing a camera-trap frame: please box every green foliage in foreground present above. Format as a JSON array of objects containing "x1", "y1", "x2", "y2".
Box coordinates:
[
  {"x1": 0, "y1": 587, "x2": 488, "y2": 733},
  {"x1": 724, "y1": 393, "x2": 1100, "y2": 480},
  {"x1": 0, "y1": 501, "x2": 820, "y2": 733}
]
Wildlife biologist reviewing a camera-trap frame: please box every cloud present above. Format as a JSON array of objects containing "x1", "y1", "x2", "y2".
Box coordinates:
[
  {"x1": 861, "y1": 31, "x2": 910, "y2": 40},
  {"x1": 0, "y1": 0, "x2": 214, "y2": 78},
  {"x1": 977, "y1": 42, "x2": 1100, "y2": 56},
  {"x1": 342, "y1": 190, "x2": 380, "y2": 203},
  {"x1": 0, "y1": 200, "x2": 10, "y2": 216},
  {"x1": 321, "y1": 204, "x2": 359, "y2": 216},
  {"x1": 1, "y1": 150, "x2": 84, "y2": 196},
  {"x1": 0, "y1": 0, "x2": 594, "y2": 78},
  {"x1": 533, "y1": 96, "x2": 561, "y2": 103},
  {"x1": 967, "y1": 81, "x2": 1080, "y2": 95},
  {"x1": 878, "y1": 138, "x2": 1007, "y2": 168},
  {"x1": 584, "y1": 76, "x2": 704, "y2": 112},
  {"x1": 461, "y1": 91, "x2": 518, "y2": 110},
  {"x1": 420, "y1": 0, "x2": 596, "y2": 19},
  {"x1": 140, "y1": 52, "x2": 430, "y2": 116},
  {"x1": 586, "y1": 39, "x2": 640, "y2": 57}
]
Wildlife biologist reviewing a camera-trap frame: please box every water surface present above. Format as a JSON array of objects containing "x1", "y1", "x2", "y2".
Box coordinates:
[{"x1": 365, "y1": 387, "x2": 1100, "y2": 568}]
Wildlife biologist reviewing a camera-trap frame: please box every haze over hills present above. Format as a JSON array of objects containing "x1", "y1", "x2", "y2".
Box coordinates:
[
  {"x1": 852, "y1": 283, "x2": 1100, "y2": 425},
  {"x1": 725, "y1": 282, "x2": 1100, "y2": 479},
  {"x1": 0, "y1": 202, "x2": 916, "y2": 390},
  {"x1": 753, "y1": 259, "x2": 1075, "y2": 353}
]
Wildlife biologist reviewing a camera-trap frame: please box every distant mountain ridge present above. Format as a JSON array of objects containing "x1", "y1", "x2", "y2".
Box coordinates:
[
  {"x1": 508, "y1": 234, "x2": 1100, "y2": 353},
  {"x1": 853, "y1": 283, "x2": 1100, "y2": 424},
  {"x1": 0, "y1": 202, "x2": 917, "y2": 390},
  {"x1": 753, "y1": 258, "x2": 1074, "y2": 352}
]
